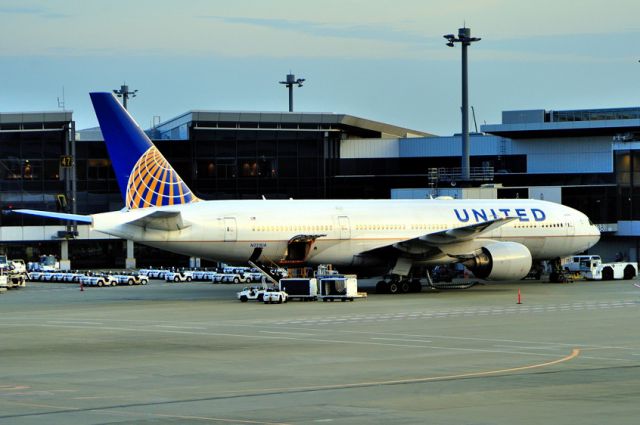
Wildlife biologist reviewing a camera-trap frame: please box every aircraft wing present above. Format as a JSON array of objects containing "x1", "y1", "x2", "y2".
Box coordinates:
[
  {"x1": 416, "y1": 216, "x2": 517, "y2": 245},
  {"x1": 123, "y1": 210, "x2": 189, "y2": 231},
  {"x1": 12, "y1": 209, "x2": 93, "y2": 224},
  {"x1": 390, "y1": 216, "x2": 517, "y2": 255}
]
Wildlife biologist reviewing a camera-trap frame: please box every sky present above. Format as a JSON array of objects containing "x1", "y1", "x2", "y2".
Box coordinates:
[{"x1": 1, "y1": 0, "x2": 639, "y2": 135}]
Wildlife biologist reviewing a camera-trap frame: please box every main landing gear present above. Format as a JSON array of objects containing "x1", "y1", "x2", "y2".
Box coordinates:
[
  {"x1": 376, "y1": 276, "x2": 422, "y2": 294},
  {"x1": 548, "y1": 257, "x2": 572, "y2": 283}
]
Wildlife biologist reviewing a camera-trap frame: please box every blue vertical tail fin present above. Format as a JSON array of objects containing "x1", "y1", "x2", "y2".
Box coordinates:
[{"x1": 89, "y1": 92, "x2": 199, "y2": 209}]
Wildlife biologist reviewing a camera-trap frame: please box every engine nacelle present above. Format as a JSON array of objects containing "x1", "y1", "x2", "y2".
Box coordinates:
[{"x1": 463, "y1": 242, "x2": 532, "y2": 281}]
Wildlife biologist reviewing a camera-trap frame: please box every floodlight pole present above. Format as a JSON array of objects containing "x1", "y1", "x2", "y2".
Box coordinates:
[
  {"x1": 279, "y1": 73, "x2": 305, "y2": 112},
  {"x1": 444, "y1": 27, "x2": 481, "y2": 181},
  {"x1": 113, "y1": 84, "x2": 138, "y2": 110}
]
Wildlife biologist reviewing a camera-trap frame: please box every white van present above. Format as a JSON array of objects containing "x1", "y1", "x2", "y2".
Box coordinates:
[{"x1": 564, "y1": 255, "x2": 601, "y2": 272}]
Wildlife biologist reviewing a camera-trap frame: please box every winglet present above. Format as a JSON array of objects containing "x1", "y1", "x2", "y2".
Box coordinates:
[{"x1": 89, "y1": 92, "x2": 199, "y2": 209}]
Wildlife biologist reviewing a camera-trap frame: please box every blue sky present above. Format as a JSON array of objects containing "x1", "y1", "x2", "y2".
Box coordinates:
[{"x1": 1, "y1": 0, "x2": 639, "y2": 135}]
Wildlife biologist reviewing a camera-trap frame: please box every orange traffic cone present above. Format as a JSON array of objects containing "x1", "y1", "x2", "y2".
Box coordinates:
[{"x1": 517, "y1": 288, "x2": 522, "y2": 304}]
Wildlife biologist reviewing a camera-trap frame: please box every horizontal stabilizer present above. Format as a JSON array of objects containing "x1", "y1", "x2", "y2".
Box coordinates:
[
  {"x1": 124, "y1": 210, "x2": 188, "y2": 231},
  {"x1": 12, "y1": 209, "x2": 93, "y2": 224}
]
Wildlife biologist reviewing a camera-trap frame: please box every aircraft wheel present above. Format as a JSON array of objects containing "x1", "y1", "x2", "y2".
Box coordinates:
[
  {"x1": 623, "y1": 265, "x2": 636, "y2": 280},
  {"x1": 400, "y1": 280, "x2": 410, "y2": 293},
  {"x1": 388, "y1": 282, "x2": 400, "y2": 294}
]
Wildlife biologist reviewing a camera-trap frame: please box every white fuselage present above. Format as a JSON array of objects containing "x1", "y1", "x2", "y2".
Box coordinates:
[{"x1": 90, "y1": 198, "x2": 600, "y2": 268}]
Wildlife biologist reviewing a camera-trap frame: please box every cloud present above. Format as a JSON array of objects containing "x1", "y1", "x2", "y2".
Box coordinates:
[
  {"x1": 0, "y1": 5, "x2": 69, "y2": 19},
  {"x1": 203, "y1": 15, "x2": 435, "y2": 47}
]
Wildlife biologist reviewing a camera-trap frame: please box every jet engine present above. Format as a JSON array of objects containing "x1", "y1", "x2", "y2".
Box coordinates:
[{"x1": 462, "y1": 241, "x2": 532, "y2": 281}]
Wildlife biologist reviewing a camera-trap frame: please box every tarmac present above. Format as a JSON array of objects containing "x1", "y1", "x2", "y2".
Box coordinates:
[{"x1": 1, "y1": 277, "x2": 639, "y2": 424}]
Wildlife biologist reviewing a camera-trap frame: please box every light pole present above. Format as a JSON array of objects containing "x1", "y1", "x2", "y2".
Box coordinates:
[
  {"x1": 113, "y1": 84, "x2": 138, "y2": 110},
  {"x1": 279, "y1": 73, "x2": 305, "y2": 112},
  {"x1": 444, "y1": 27, "x2": 481, "y2": 181}
]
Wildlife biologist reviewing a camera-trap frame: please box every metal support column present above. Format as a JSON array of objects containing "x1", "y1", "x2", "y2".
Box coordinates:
[
  {"x1": 60, "y1": 240, "x2": 70, "y2": 271},
  {"x1": 125, "y1": 239, "x2": 136, "y2": 269}
]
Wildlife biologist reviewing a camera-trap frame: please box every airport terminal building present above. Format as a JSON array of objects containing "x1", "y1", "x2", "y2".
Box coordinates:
[{"x1": 0, "y1": 104, "x2": 638, "y2": 267}]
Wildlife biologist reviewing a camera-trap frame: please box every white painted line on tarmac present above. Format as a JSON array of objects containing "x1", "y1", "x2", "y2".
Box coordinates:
[
  {"x1": 259, "y1": 330, "x2": 315, "y2": 336},
  {"x1": 372, "y1": 337, "x2": 432, "y2": 343},
  {"x1": 154, "y1": 325, "x2": 207, "y2": 330},
  {"x1": 46, "y1": 320, "x2": 103, "y2": 325},
  {"x1": 493, "y1": 344, "x2": 559, "y2": 351}
]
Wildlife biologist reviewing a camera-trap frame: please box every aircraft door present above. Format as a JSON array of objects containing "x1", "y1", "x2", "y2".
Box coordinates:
[
  {"x1": 338, "y1": 216, "x2": 351, "y2": 240},
  {"x1": 565, "y1": 214, "x2": 575, "y2": 237},
  {"x1": 224, "y1": 217, "x2": 237, "y2": 242}
]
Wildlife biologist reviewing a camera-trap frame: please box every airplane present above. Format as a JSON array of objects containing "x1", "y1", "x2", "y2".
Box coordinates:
[{"x1": 14, "y1": 92, "x2": 601, "y2": 290}]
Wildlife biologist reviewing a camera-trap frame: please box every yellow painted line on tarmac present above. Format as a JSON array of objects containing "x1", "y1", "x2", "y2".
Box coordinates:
[
  {"x1": 224, "y1": 348, "x2": 581, "y2": 396},
  {"x1": 0, "y1": 399, "x2": 81, "y2": 411},
  {"x1": 81, "y1": 407, "x2": 294, "y2": 425}
]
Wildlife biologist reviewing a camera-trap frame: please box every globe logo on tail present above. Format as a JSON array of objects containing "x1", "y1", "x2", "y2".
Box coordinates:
[{"x1": 126, "y1": 147, "x2": 198, "y2": 209}]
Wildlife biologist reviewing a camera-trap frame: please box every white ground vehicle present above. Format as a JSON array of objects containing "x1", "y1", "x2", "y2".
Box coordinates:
[
  {"x1": 237, "y1": 285, "x2": 267, "y2": 302},
  {"x1": 564, "y1": 255, "x2": 602, "y2": 272},
  {"x1": 0, "y1": 254, "x2": 10, "y2": 272},
  {"x1": 191, "y1": 270, "x2": 218, "y2": 281},
  {"x1": 215, "y1": 273, "x2": 247, "y2": 284},
  {"x1": 165, "y1": 271, "x2": 194, "y2": 282},
  {"x1": 80, "y1": 274, "x2": 117, "y2": 287},
  {"x1": 27, "y1": 255, "x2": 60, "y2": 272},
  {"x1": 318, "y1": 276, "x2": 364, "y2": 302},
  {"x1": 27, "y1": 271, "x2": 45, "y2": 281},
  {"x1": 244, "y1": 272, "x2": 266, "y2": 283},
  {"x1": 61, "y1": 272, "x2": 85, "y2": 283},
  {"x1": 1, "y1": 259, "x2": 28, "y2": 288},
  {"x1": 48, "y1": 272, "x2": 67, "y2": 282},
  {"x1": 581, "y1": 258, "x2": 637, "y2": 281},
  {"x1": 28, "y1": 271, "x2": 83, "y2": 283},
  {"x1": 223, "y1": 266, "x2": 251, "y2": 274},
  {"x1": 143, "y1": 269, "x2": 168, "y2": 280},
  {"x1": 262, "y1": 288, "x2": 288, "y2": 304},
  {"x1": 112, "y1": 273, "x2": 149, "y2": 285},
  {"x1": 3, "y1": 271, "x2": 26, "y2": 289},
  {"x1": 10, "y1": 259, "x2": 27, "y2": 274},
  {"x1": 279, "y1": 278, "x2": 318, "y2": 301}
]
